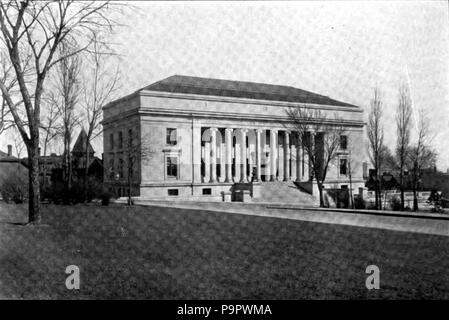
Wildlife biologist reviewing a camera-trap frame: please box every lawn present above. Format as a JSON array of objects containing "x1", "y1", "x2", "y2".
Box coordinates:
[{"x1": 0, "y1": 203, "x2": 448, "y2": 299}]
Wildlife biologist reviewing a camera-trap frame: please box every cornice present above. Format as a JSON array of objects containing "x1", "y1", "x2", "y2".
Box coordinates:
[{"x1": 102, "y1": 107, "x2": 365, "y2": 128}]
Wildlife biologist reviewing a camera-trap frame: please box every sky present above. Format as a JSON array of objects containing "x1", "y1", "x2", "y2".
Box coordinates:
[{"x1": 1, "y1": 1, "x2": 449, "y2": 171}]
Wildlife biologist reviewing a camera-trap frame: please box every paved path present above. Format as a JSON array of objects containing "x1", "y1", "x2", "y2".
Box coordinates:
[{"x1": 137, "y1": 201, "x2": 449, "y2": 237}]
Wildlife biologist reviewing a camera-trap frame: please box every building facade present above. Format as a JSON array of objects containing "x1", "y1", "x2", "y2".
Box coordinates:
[{"x1": 102, "y1": 75, "x2": 366, "y2": 203}]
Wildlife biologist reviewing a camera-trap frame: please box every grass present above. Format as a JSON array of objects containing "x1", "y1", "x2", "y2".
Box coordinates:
[{"x1": 0, "y1": 202, "x2": 448, "y2": 299}]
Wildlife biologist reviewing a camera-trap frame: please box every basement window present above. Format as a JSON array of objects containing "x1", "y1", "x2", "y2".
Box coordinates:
[
  {"x1": 168, "y1": 189, "x2": 179, "y2": 196},
  {"x1": 202, "y1": 188, "x2": 212, "y2": 195}
]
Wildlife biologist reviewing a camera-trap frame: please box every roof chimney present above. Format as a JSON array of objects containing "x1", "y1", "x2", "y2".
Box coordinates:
[{"x1": 7, "y1": 144, "x2": 12, "y2": 157}]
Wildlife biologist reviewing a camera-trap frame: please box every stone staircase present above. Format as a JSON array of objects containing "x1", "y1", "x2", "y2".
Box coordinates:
[{"x1": 253, "y1": 181, "x2": 316, "y2": 206}]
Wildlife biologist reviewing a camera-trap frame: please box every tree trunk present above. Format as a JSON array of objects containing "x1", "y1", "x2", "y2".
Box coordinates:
[
  {"x1": 412, "y1": 167, "x2": 418, "y2": 211},
  {"x1": 399, "y1": 171, "x2": 405, "y2": 211},
  {"x1": 378, "y1": 175, "x2": 383, "y2": 210},
  {"x1": 63, "y1": 133, "x2": 71, "y2": 204},
  {"x1": 28, "y1": 143, "x2": 41, "y2": 224},
  {"x1": 317, "y1": 181, "x2": 325, "y2": 207},
  {"x1": 412, "y1": 186, "x2": 418, "y2": 211},
  {"x1": 375, "y1": 172, "x2": 380, "y2": 210},
  {"x1": 128, "y1": 167, "x2": 132, "y2": 206},
  {"x1": 42, "y1": 144, "x2": 47, "y2": 191},
  {"x1": 349, "y1": 171, "x2": 354, "y2": 209},
  {"x1": 83, "y1": 149, "x2": 90, "y2": 203}
]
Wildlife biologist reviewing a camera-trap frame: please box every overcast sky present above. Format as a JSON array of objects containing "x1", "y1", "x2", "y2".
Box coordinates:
[{"x1": 2, "y1": 1, "x2": 449, "y2": 171}]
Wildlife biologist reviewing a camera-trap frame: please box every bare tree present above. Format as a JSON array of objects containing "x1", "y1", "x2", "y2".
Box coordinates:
[
  {"x1": 39, "y1": 98, "x2": 59, "y2": 190},
  {"x1": 0, "y1": 1, "x2": 119, "y2": 223},
  {"x1": 0, "y1": 52, "x2": 15, "y2": 135},
  {"x1": 395, "y1": 84, "x2": 412, "y2": 211},
  {"x1": 81, "y1": 37, "x2": 120, "y2": 202},
  {"x1": 0, "y1": 49, "x2": 31, "y2": 135},
  {"x1": 50, "y1": 41, "x2": 81, "y2": 198},
  {"x1": 367, "y1": 88, "x2": 384, "y2": 210},
  {"x1": 378, "y1": 144, "x2": 396, "y2": 210},
  {"x1": 287, "y1": 107, "x2": 346, "y2": 207},
  {"x1": 124, "y1": 131, "x2": 154, "y2": 205},
  {"x1": 11, "y1": 126, "x2": 24, "y2": 158},
  {"x1": 408, "y1": 110, "x2": 436, "y2": 211},
  {"x1": 346, "y1": 149, "x2": 362, "y2": 209}
]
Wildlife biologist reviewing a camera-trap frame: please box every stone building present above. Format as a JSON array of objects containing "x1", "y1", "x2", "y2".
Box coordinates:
[{"x1": 102, "y1": 75, "x2": 366, "y2": 203}]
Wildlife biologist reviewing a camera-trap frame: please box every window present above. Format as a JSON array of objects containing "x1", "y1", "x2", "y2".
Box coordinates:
[
  {"x1": 340, "y1": 135, "x2": 348, "y2": 150},
  {"x1": 118, "y1": 158, "x2": 124, "y2": 178},
  {"x1": 166, "y1": 128, "x2": 177, "y2": 145},
  {"x1": 128, "y1": 129, "x2": 133, "y2": 147},
  {"x1": 340, "y1": 158, "x2": 348, "y2": 175},
  {"x1": 118, "y1": 131, "x2": 123, "y2": 149},
  {"x1": 109, "y1": 133, "x2": 114, "y2": 150},
  {"x1": 166, "y1": 156, "x2": 178, "y2": 178},
  {"x1": 109, "y1": 159, "x2": 115, "y2": 179},
  {"x1": 168, "y1": 189, "x2": 179, "y2": 196},
  {"x1": 202, "y1": 188, "x2": 212, "y2": 195}
]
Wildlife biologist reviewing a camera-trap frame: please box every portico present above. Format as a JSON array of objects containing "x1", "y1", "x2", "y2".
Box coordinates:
[{"x1": 199, "y1": 127, "x2": 309, "y2": 184}]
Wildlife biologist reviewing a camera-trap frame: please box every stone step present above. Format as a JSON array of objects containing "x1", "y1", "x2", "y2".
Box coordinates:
[{"x1": 253, "y1": 181, "x2": 315, "y2": 205}]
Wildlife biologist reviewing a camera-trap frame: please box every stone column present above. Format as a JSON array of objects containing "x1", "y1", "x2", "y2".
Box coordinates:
[
  {"x1": 270, "y1": 129, "x2": 277, "y2": 181},
  {"x1": 204, "y1": 140, "x2": 210, "y2": 183},
  {"x1": 225, "y1": 128, "x2": 233, "y2": 182},
  {"x1": 291, "y1": 143, "x2": 297, "y2": 181},
  {"x1": 296, "y1": 132, "x2": 302, "y2": 182},
  {"x1": 220, "y1": 135, "x2": 225, "y2": 182},
  {"x1": 192, "y1": 121, "x2": 202, "y2": 183},
  {"x1": 210, "y1": 128, "x2": 217, "y2": 183},
  {"x1": 255, "y1": 129, "x2": 262, "y2": 182},
  {"x1": 284, "y1": 131, "x2": 290, "y2": 181},
  {"x1": 234, "y1": 133, "x2": 240, "y2": 182},
  {"x1": 310, "y1": 131, "x2": 316, "y2": 181},
  {"x1": 240, "y1": 129, "x2": 248, "y2": 183},
  {"x1": 278, "y1": 133, "x2": 283, "y2": 181}
]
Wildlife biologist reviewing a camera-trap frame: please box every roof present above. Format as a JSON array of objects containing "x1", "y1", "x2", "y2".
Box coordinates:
[
  {"x1": 0, "y1": 150, "x2": 20, "y2": 162},
  {"x1": 72, "y1": 129, "x2": 95, "y2": 155},
  {"x1": 140, "y1": 75, "x2": 359, "y2": 108}
]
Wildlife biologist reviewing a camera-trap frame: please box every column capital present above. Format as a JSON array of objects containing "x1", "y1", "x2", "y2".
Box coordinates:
[
  {"x1": 225, "y1": 128, "x2": 234, "y2": 133},
  {"x1": 239, "y1": 128, "x2": 248, "y2": 134},
  {"x1": 255, "y1": 128, "x2": 264, "y2": 134},
  {"x1": 270, "y1": 129, "x2": 278, "y2": 134},
  {"x1": 209, "y1": 127, "x2": 219, "y2": 132}
]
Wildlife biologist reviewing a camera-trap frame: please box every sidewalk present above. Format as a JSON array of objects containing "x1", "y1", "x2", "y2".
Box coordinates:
[
  {"x1": 267, "y1": 204, "x2": 449, "y2": 220},
  {"x1": 135, "y1": 200, "x2": 449, "y2": 237}
]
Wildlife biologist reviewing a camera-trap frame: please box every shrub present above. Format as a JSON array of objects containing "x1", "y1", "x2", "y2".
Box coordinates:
[
  {"x1": 101, "y1": 191, "x2": 112, "y2": 206},
  {"x1": 390, "y1": 196, "x2": 401, "y2": 211},
  {"x1": 365, "y1": 201, "x2": 377, "y2": 210},
  {"x1": 0, "y1": 170, "x2": 28, "y2": 204},
  {"x1": 86, "y1": 178, "x2": 103, "y2": 202},
  {"x1": 47, "y1": 177, "x2": 104, "y2": 204},
  {"x1": 354, "y1": 196, "x2": 366, "y2": 209}
]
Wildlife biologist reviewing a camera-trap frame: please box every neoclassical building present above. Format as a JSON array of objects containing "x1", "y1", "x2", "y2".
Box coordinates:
[{"x1": 102, "y1": 75, "x2": 366, "y2": 204}]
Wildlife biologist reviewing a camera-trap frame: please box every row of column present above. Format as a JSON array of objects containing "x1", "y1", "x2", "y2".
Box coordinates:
[{"x1": 202, "y1": 128, "x2": 311, "y2": 183}]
